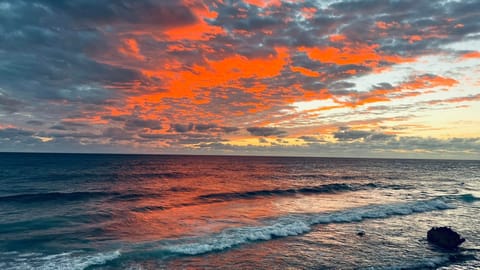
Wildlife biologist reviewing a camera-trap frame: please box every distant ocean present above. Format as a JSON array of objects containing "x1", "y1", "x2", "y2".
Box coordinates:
[{"x1": 0, "y1": 153, "x2": 479, "y2": 269}]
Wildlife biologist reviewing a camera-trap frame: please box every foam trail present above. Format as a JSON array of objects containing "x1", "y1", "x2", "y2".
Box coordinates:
[{"x1": 163, "y1": 198, "x2": 454, "y2": 255}]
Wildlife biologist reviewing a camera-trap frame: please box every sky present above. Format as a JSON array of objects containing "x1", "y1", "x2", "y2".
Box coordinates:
[{"x1": 0, "y1": 0, "x2": 479, "y2": 159}]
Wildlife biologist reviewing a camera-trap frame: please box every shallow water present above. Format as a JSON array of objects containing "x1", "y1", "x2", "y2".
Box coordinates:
[{"x1": 0, "y1": 153, "x2": 479, "y2": 269}]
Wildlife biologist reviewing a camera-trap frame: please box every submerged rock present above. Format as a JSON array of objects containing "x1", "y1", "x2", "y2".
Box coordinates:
[{"x1": 427, "y1": 227, "x2": 465, "y2": 249}]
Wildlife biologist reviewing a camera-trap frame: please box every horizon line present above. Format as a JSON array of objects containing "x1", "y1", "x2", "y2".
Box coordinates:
[{"x1": 1, "y1": 151, "x2": 478, "y2": 162}]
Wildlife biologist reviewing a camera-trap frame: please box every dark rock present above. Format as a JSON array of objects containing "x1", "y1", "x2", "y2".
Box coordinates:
[
  {"x1": 427, "y1": 227, "x2": 465, "y2": 249},
  {"x1": 357, "y1": 230, "x2": 365, "y2": 236}
]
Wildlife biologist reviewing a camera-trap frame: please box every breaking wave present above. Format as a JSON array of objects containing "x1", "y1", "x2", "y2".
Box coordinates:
[
  {"x1": 197, "y1": 182, "x2": 386, "y2": 202},
  {"x1": 162, "y1": 197, "x2": 454, "y2": 255},
  {"x1": 0, "y1": 250, "x2": 121, "y2": 270}
]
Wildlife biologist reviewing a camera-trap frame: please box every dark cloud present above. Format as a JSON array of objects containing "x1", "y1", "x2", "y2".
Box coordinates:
[
  {"x1": 102, "y1": 127, "x2": 132, "y2": 141},
  {"x1": 45, "y1": 131, "x2": 100, "y2": 140},
  {"x1": 247, "y1": 127, "x2": 287, "y2": 137},
  {"x1": 41, "y1": 0, "x2": 198, "y2": 27},
  {"x1": 195, "y1": 123, "x2": 218, "y2": 132},
  {"x1": 221, "y1": 126, "x2": 240, "y2": 133},
  {"x1": 334, "y1": 128, "x2": 372, "y2": 141},
  {"x1": 169, "y1": 123, "x2": 239, "y2": 134},
  {"x1": 0, "y1": 128, "x2": 35, "y2": 138},
  {"x1": 198, "y1": 134, "x2": 480, "y2": 159},
  {"x1": 372, "y1": 83, "x2": 394, "y2": 90},
  {"x1": 102, "y1": 115, "x2": 129, "y2": 122},
  {"x1": 125, "y1": 118, "x2": 162, "y2": 130},
  {"x1": 259, "y1": 137, "x2": 268, "y2": 143},
  {"x1": 170, "y1": 123, "x2": 194, "y2": 133},
  {"x1": 329, "y1": 81, "x2": 356, "y2": 91},
  {"x1": 137, "y1": 132, "x2": 225, "y2": 146},
  {"x1": 212, "y1": 2, "x2": 281, "y2": 32},
  {"x1": 49, "y1": 122, "x2": 90, "y2": 131},
  {"x1": 49, "y1": 125, "x2": 69, "y2": 131},
  {"x1": 0, "y1": 93, "x2": 22, "y2": 113},
  {"x1": 26, "y1": 120, "x2": 44, "y2": 126},
  {"x1": 334, "y1": 127, "x2": 396, "y2": 142}
]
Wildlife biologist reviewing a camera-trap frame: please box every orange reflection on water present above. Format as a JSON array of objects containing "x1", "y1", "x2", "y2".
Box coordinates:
[
  {"x1": 97, "y1": 156, "x2": 403, "y2": 245},
  {"x1": 101, "y1": 165, "x2": 283, "y2": 242},
  {"x1": 104, "y1": 197, "x2": 277, "y2": 242}
]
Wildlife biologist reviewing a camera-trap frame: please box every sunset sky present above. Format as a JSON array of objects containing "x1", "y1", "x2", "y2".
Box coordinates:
[{"x1": 0, "y1": 0, "x2": 479, "y2": 159}]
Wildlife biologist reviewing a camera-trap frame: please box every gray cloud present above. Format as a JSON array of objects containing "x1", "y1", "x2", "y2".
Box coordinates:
[
  {"x1": 334, "y1": 127, "x2": 396, "y2": 142},
  {"x1": 221, "y1": 126, "x2": 240, "y2": 133},
  {"x1": 194, "y1": 123, "x2": 218, "y2": 132},
  {"x1": 258, "y1": 137, "x2": 268, "y2": 143},
  {"x1": 49, "y1": 121, "x2": 90, "y2": 131},
  {"x1": 247, "y1": 127, "x2": 287, "y2": 137},
  {"x1": 0, "y1": 128, "x2": 35, "y2": 138},
  {"x1": 169, "y1": 123, "x2": 239, "y2": 134},
  {"x1": 125, "y1": 118, "x2": 162, "y2": 130},
  {"x1": 102, "y1": 127, "x2": 132, "y2": 141},
  {"x1": 198, "y1": 134, "x2": 480, "y2": 159},
  {"x1": 0, "y1": 92, "x2": 22, "y2": 113},
  {"x1": 26, "y1": 120, "x2": 44, "y2": 126},
  {"x1": 170, "y1": 123, "x2": 194, "y2": 133},
  {"x1": 43, "y1": 0, "x2": 198, "y2": 27}
]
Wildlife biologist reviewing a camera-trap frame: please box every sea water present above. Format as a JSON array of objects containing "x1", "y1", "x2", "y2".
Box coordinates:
[{"x1": 0, "y1": 153, "x2": 479, "y2": 269}]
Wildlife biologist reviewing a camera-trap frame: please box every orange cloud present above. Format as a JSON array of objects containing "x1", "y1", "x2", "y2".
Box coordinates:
[
  {"x1": 142, "y1": 47, "x2": 289, "y2": 99},
  {"x1": 164, "y1": 22, "x2": 224, "y2": 41},
  {"x1": 301, "y1": 7, "x2": 317, "y2": 19},
  {"x1": 162, "y1": 1, "x2": 224, "y2": 41},
  {"x1": 375, "y1": 21, "x2": 401, "y2": 30},
  {"x1": 243, "y1": 0, "x2": 282, "y2": 7},
  {"x1": 428, "y1": 93, "x2": 480, "y2": 105},
  {"x1": 461, "y1": 51, "x2": 480, "y2": 59},
  {"x1": 404, "y1": 35, "x2": 423, "y2": 44},
  {"x1": 290, "y1": 66, "x2": 321, "y2": 77},
  {"x1": 340, "y1": 75, "x2": 459, "y2": 108},
  {"x1": 298, "y1": 43, "x2": 411, "y2": 68},
  {"x1": 400, "y1": 75, "x2": 458, "y2": 90},
  {"x1": 329, "y1": 34, "x2": 346, "y2": 42},
  {"x1": 118, "y1": 38, "x2": 145, "y2": 60}
]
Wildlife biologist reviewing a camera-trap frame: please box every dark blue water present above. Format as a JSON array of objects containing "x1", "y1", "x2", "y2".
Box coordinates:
[{"x1": 0, "y1": 153, "x2": 479, "y2": 269}]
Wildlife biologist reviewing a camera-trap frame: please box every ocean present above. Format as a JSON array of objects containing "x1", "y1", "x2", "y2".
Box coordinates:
[{"x1": 0, "y1": 153, "x2": 479, "y2": 269}]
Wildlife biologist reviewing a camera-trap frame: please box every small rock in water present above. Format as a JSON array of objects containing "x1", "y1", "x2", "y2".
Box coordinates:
[
  {"x1": 357, "y1": 230, "x2": 365, "y2": 236},
  {"x1": 427, "y1": 227, "x2": 465, "y2": 249}
]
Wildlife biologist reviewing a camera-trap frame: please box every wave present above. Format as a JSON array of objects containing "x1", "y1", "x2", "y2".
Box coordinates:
[
  {"x1": 131, "y1": 183, "x2": 382, "y2": 212},
  {"x1": 195, "y1": 182, "x2": 408, "y2": 202},
  {"x1": 129, "y1": 183, "x2": 418, "y2": 213},
  {"x1": 0, "y1": 250, "x2": 120, "y2": 270},
  {"x1": 162, "y1": 197, "x2": 455, "y2": 255},
  {"x1": 458, "y1": 193, "x2": 480, "y2": 203},
  {"x1": 0, "y1": 190, "x2": 165, "y2": 204},
  {"x1": 0, "y1": 191, "x2": 120, "y2": 203},
  {"x1": 31, "y1": 171, "x2": 187, "y2": 181}
]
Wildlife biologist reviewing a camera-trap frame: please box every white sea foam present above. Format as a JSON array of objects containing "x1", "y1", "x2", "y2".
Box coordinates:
[
  {"x1": 164, "y1": 198, "x2": 454, "y2": 255},
  {"x1": 1, "y1": 250, "x2": 120, "y2": 270}
]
